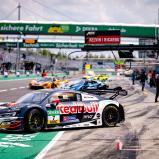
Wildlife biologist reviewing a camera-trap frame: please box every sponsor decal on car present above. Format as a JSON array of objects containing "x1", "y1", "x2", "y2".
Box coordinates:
[
  {"x1": 83, "y1": 96, "x2": 94, "y2": 98},
  {"x1": 82, "y1": 94, "x2": 98, "y2": 101},
  {"x1": 47, "y1": 110, "x2": 60, "y2": 115},
  {"x1": 63, "y1": 115, "x2": 77, "y2": 121},
  {"x1": 47, "y1": 115, "x2": 60, "y2": 124},
  {"x1": 47, "y1": 110, "x2": 60, "y2": 124},
  {"x1": 83, "y1": 114, "x2": 94, "y2": 119},
  {"x1": 56, "y1": 102, "x2": 99, "y2": 114}
]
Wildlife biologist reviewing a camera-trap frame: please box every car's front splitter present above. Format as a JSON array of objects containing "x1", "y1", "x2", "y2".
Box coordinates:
[{"x1": 0, "y1": 117, "x2": 24, "y2": 131}]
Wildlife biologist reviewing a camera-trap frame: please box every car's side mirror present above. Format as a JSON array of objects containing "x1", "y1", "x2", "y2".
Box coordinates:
[
  {"x1": 46, "y1": 99, "x2": 60, "y2": 108},
  {"x1": 45, "y1": 103, "x2": 52, "y2": 108},
  {"x1": 51, "y1": 101, "x2": 59, "y2": 107}
]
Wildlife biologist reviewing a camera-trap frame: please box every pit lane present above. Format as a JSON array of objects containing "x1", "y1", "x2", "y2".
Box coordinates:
[{"x1": 0, "y1": 76, "x2": 159, "y2": 159}]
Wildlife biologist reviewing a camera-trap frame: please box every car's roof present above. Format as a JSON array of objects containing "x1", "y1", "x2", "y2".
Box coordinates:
[
  {"x1": 32, "y1": 89, "x2": 102, "y2": 100},
  {"x1": 32, "y1": 89, "x2": 78, "y2": 94}
]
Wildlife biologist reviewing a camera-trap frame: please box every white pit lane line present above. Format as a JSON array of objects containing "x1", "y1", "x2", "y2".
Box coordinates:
[
  {"x1": 0, "y1": 86, "x2": 27, "y2": 92},
  {"x1": 19, "y1": 87, "x2": 25, "y2": 89},
  {"x1": 0, "y1": 89, "x2": 7, "y2": 93},
  {"x1": 10, "y1": 88, "x2": 18, "y2": 91},
  {"x1": 35, "y1": 131, "x2": 64, "y2": 159}
]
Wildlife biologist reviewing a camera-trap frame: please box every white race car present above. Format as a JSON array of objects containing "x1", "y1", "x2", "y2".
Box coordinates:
[{"x1": 0, "y1": 89, "x2": 127, "y2": 132}]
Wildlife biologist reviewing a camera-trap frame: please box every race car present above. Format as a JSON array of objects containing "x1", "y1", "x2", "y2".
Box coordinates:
[
  {"x1": 29, "y1": 77, "x2": 68, "y2": 89},
  {"x1": 93, "y1": 74, "x2": 109, "y2": 81},
  {"x1": 82, "y1": 75, "x2": 94, "y2": 80},
  {"x1": 66, "y1": 80, "x2": 109, "y2": 92},
  {"x1": 0, "y1": 89, "x2": 126, "y2": 132}
]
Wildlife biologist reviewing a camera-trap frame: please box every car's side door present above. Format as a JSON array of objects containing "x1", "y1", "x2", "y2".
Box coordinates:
[
  {"x1": 78, "y1": 93, "x2": 99, "y2": 122},
  {"x1": 45, "y1": 92, "x2": 81, "y2": 126}
]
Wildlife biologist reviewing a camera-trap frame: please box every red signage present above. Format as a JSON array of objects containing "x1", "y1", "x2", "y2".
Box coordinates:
[
  {"x1": 56, "y1": 102, "x2": 99, "y2": 114},
  {"x1": 85, "y1": 30, "x2": 120, "y2": 44}
]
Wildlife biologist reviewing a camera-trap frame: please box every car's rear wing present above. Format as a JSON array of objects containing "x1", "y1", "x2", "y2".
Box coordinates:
[{"x1": 83, "y1": 87, "x2": 127, "y2": 99}]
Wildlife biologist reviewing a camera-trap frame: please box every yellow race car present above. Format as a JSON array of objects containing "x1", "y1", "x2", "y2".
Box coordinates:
[
  {"x1": 29, "y1": 77, "x2": 68, "y2": 89},
  {"x1": 93, "y1": 74, "x2": 109, "y2": 81}
]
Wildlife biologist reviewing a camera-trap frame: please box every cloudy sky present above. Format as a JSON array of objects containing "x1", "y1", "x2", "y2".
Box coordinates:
[{"x1": 0, "y1": 0, "x2": 159, "y2": 25}]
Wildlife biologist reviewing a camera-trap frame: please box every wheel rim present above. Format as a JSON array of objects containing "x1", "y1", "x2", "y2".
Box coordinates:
[
  {"x1": 104, "y1": 108, "x2": 119, "y2": 126},
  {"x1": 29, "y1": 114, "x2": 42, "y2": 131}
]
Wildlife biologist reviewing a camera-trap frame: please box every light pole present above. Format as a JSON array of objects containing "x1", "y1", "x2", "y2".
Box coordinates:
[
  {"x1": 16, "y1": 32, "x2": 23, "y2": 72},
  {"x1": 15, "y1": 2, "x2": 22, "y2": 72},
  {"x1": 66, "y1": 50, "x2": 85, "y2": 73}
]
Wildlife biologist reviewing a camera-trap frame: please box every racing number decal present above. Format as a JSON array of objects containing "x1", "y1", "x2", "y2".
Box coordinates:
[{"x1": 47, "y1": 110, "x2": 60, "y2": 124}]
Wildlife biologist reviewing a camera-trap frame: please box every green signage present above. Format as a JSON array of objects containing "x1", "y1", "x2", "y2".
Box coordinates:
[
  {"x1": 0, "y1": 42, "x2": 84, "y2": 48},
  {"x1": 0, "y1": 21, "x2": 158, "y2": 38},
  {"x1": 47, "y1": 110, "x2": 60, "y2": 115}
]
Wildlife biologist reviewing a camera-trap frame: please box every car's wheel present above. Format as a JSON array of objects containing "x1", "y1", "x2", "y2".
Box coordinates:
[
  {"x1": 102, "y1": 105, "x2": 120, "y2": 127},
  {"x1": 24, "y1": 109, "x2": 44, "y2": 132},
  {"x1": 103, "y1": 85, "x2": 109, "y2": 89},
  {"x1": 51, "y1": 83, "x2": 57, "y2": 88},
  {"x1": 29, "y1": 85, "x2": 33, "y2": 89}
]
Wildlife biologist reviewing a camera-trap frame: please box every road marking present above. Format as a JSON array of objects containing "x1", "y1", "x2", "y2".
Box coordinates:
[
  {"x1": 10, "y1": 88, "x2": 17, "y2": 91},
  {"x1": 0, "y1": 86, "x2": 28, "y2": 92},
  {"x1": 19, "y1": 87, "x2": 25, "y2": 89},
  {"x1": 35, "y1": 131, "x2": 64, "y2": 159},
  {"x1": 0, "y1": 89, "x2": 7, "y2": 92},
  {"x1": 122, "y1": 148, "x2": 159, "y2": 151},
  {"x1": 0, "y1": 142, "x2": 31, "y2": 148}
]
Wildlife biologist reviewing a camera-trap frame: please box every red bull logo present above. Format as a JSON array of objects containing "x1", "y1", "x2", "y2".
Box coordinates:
[{"x1": 57, "y1": 102, "x2": 98, "y2": 114}]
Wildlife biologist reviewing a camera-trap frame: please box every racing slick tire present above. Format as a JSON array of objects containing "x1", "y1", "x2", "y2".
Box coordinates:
[
  {"x1": 24, "y1": 109, "x2": 44, "y2": 132},
  {"x1": 51, "y1": 83, "x2": 57, "y2": 88},
  {"x1": 102, "y1": 105, "x2": 120, "y2": 127},
  {"x1": 103, "y1": 85, "x2": 109, "y2": 89}
]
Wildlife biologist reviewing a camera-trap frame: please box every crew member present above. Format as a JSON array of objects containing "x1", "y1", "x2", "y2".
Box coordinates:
[
  {"x1": 140, "y1": 70, "x2": 147, "y2": 91},
  {"x1": 41, "y1": 69, "x2": 47, "y2": 77},
  {"x1": 155, "y1": 75, "x2": 159, "y2": 102}
]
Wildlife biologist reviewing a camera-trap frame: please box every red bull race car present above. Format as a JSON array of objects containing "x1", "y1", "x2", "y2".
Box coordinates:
[{"x1": 0, "y1": 88, "x2": 127, "y2": 132}]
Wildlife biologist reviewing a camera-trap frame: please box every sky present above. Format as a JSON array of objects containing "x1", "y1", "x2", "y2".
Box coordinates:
[
  {"x1": 0, "y1": 0, "x2": 159, "y2": 25},
  {"x1": 0, "y1": 0, "x2": 158, "y2": 58}
]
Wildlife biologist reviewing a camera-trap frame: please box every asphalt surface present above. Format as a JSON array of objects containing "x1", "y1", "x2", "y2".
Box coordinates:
[
  {"x1": 0, "y1": 77, "x2": 159, "y2": 159},
  {"x1": 44, "y1": 77, "x2": 159, "y2": 159},
  {"x1": 0, "y1": 79, "x2": 32, "y2": 102}
]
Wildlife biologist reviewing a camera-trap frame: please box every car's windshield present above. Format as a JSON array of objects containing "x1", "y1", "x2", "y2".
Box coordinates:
[
  {"x1": 16, "y1": 92, "x2": 49, "y2": 103},
  {"x1": 70, "y1": 80, "x2": 85, "y2": 88},
  {"x1": 37, "y1": 77, "x2": 52, "y2": 82}
]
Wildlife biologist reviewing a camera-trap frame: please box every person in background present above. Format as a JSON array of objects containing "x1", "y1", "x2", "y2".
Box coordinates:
[
  {"x1": 140, "y1": 70, "x2": 147, "y2": 91},
  {"x1": 150, "y1": 70, "x2": 156, "y2": 87},
  {"x1": 155, "y1": 75, "x2": 159, "y2": 102},
  {"x1": 132, "y1": 70, "x2": 136, "y2": 85},
  {"x1": 148, "y1": 70, "x2": 152, "y2": 87},
  {"x1": 41, "y1": 69, "x2": 47, "y2": 77}
]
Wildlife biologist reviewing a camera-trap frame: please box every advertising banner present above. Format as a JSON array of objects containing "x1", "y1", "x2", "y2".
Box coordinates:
[
  {"x1": 85, "y1": 30, "x2": 120, "y2": 44},
  {"x1": 0, "y1": 42, "x2": 84, "y2": 49},
  {"x1": 0, "y1": 21, "x2": 156, "y2": 38}
]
